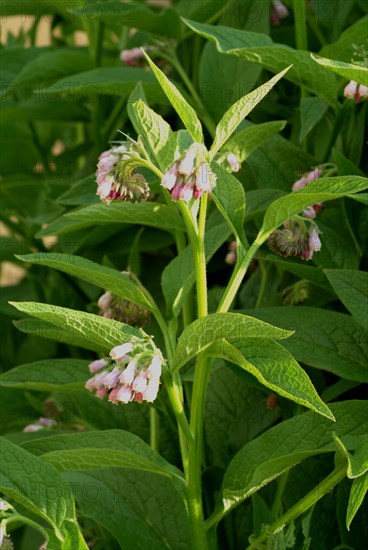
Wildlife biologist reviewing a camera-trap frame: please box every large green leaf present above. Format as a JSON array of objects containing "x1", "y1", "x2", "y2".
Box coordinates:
[
  {"x1": 324, "y1": 269, "x2": 368, "y2": 330},
  {"x1": 0, "y1": 437, "x2": 85, "y2": 546},
  {"x1": 142, "y1": 51, "x2": 203, "y2": 143},
  {"x1": 311, "y1": 54, "x2": 368, "y2": 87},
  {"x1": 206, "y1": 339, "x2": 334, "y2": 420},
  {"x1": 347, "y1": 473, "x2": 368, "y2": 530},
  {"x1": 0, "y1": 358, "x2": 88, "y2": 392},
  {"x1": 37, "y1": 202, "x2": 184, "y2": 237},
  {"x1": 10, "y1": 302, "x2": 141, "y2": 354},
  {"x1": 240, "y1": 307, "x2": 368, "y2": 383},
  {"x1": 209, "y1": 67, "x2": 290, "y2": 157},
  {"x1": 184, "y1": 19, "x2": 337, "y2": 102},
  {"x1": 131, "y1": 98, "x2": 177, "y2": 172},
  {"x1": 18, "y1": 253, "x2": 153, "y2": 310},
  {"x1": 172, "y1": 313, "x2": 292, "y2": 370},
  {"x1": 64, "y1": 469, "x2": 190, "y2": 550},
  {"x1": 14, "y1": 318, "x2": 106, "y2": 353},
  {"x1": 210, "y1": 401, "x2": 368, "y2": 523},
  {"x1": 22, "y1": 430, "x2": 184, "y2": 485},
  {"x1": 256, "y1": 176, "x2": 368, "y2": 243},
  {"x1": 220, "y1": 121, "x2": 286, "y2": 162},
  {"x1": 38, "y1": 67, "x2": 167, "y2": 104},
  {"x1": 299, "y1": 97, "x2": 329, "y2": 143}
]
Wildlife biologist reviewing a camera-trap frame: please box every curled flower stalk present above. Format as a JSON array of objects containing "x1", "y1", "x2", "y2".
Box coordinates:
[
  {"x1": 96, "y1": 142, "x2": 150, "y2": 203},
  {"x1": 85, "y1": 337, "x2": 164, "y2": 405},
  {"x1": 98, "y1": 275, "x2": 150, "y2": 327},
  {"x1": 161, "y1": 143, "x2": 217, "y2": 202}
]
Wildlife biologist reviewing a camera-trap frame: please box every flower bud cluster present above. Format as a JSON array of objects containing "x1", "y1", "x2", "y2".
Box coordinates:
[
  {"x1": 85, "y1": 340, "x2": 163, "y2": 405},
  {"x1": 161, "y1": 143, "x2": 217, "y2": 202},
  {"x1": 268, "y1": 221, "x2": 321, "y2": 261},
  {"x1": 344, "y1": 80, "x2": 368, "y2": 102},
  {"x1": 270, "y1": 0, "x2": 289, "y2": 25},
  {"x1": 98, "y1": 288, "x2": 150, "y2": 327},
  {"x1": 96, "y1": 143, "x2": 150, "y2": 204},
  {"x1": 120, "y1": 47, "x2": 144, "y2": 66}
]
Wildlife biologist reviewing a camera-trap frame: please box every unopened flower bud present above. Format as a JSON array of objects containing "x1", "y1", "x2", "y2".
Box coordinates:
[
  {"x1": 120, "y1": 47, "x2": 144, "y2": 66},
  {"x1": 88, "y1": 358, "x2": 108, "y2": 373},
  {"x1": 226, "y1": 153, "x2": 241, "y2": 172},
  {"x1": 110, "y1": 343, "x2": 133, "y2": 361}
]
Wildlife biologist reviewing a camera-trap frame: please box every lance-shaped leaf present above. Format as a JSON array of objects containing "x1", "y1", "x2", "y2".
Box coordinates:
[
  {"x1": 0, "y1": 358, "x2": 89, "y2": 392},
  {"x1": 37, "y1": 202, "x2": 184, "y2": 237},
  {"x1": 256, "y1": 176, "x2": 368, "y2": 244},
  {"x1": 324, "y1": 269, "x2": 368, "y2": 330},
  {"x1": 205, "y1": 339, "x2": 334, "y2": 420},
  {"x1": 346, "y1": 473, "x2": 368, "y2": 530},
  {"x1": 333, "y1": 435, "x2": 368, "y2": 479},
  {"x1": 10, "y1": 302, "x2": 141, "y2": 354},
  {"x1": 130, "y1": 98, "x2": 177, "y2": 172},
  {"x1": 209, "y1": 67, "x2": 290, "y2": 158},
  {"x1": 22, "y1": 430, "x2": 184, "y2": 486},
  {"x1": 172, "y1": 313, "x2": 292, "y2": 370},
  {"x1": 142, "y1": 50, "x2": 203, "y2": 143},
  {"x1": 311, "y1": 54, "x2": 368, "y2": 87},
  {"x1": 0, "y1": 437, "x2": 82, "y2": 544},
  {"x1": 17, "y1": 253, "x2": 154, "y2": 311},
  {"x1": 207, "y1": 400, "x2": 368, "y2": 525}
]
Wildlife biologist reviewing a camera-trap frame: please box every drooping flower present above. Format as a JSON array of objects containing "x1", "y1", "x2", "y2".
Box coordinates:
[
  {"x1": 161, "y1": 143, "x2": 217, "y2": 202},
  {"x1": 270, "y1": 0, "x2": 289, "y2": 25},
  {"x1": 344, "y1": 80, "x2": 368, "y2": 102},
  {"x1": 85, "y1": 340, "x2": 164, "y2": 405},
  {"x1": 88, "y1": 358, "x2": 109, "y2": 373},
  {"x1": 226, "y1": 153, "x2": 241, "y2": 172},
  {"x1": 23, "y1": 417, "x2": 56, "y2": 433},
  {"x1": 120, "y1": 47, "x2": 144, "y2": 66},
  {"x1": 291, "y1": 167, "x2": 322, "y2": 191},
  {"x1": 96, "y1": 143, "x2": 150, "y2": 204}
]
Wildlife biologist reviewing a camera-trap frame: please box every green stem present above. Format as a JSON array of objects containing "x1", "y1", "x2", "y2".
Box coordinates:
[
  {"x1": 4, "y1": 514, "x2": 53, "y2": 542},
  {"x1": 186, "y1": 195, "x2": 210, "y2": 550},
  {"x1": 149, "y1": 407, "x2": 159, "y2": 452},
  {"x1": 103, "y1": 96, "x2": 128, "y2": 143},
  {"x1": 218, "y1": 242, "x2": 261, "y2": 313},
  {"x1": 255, "y1": 260, "x2": 268, "y2": 308},
  {"x1": 322, "y1": 100, "x2": 353, "y2": 163},
  {"x1": 293, "y1": 0, "x2": 308, "y2": 51},
  {"x1": 245, "y1": 465, "x2": 347, "y2": 549}
]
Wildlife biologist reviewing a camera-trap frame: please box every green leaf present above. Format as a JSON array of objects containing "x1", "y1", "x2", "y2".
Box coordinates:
[
  {"x1": 0, "y1": 358, "x2": 89, "y2": 392},
  {"x1": 184, "y1": 19, "x2": 337, "y2": 102},
  {"x1": 64, "y1": 469, "x2": 190, "y2": 550},
  {"x1": 57, "y1": 175, "x2": 99, "y2": 206},
  {"x1": 161, "y1": 221, "x2": 230, "y2": 316},
  {"x1": 213, "y1": 400, "x2": 368, "y2": 520},
  {"x1": 334, "y1": 435, "x2": 368, "y2": 478},
  {"x1": 142, "y1": 51, "x2": 203, "y2": 143},
  {"x1": 240, "y1": 307, "x2": 368, "y2": 383},
  {"x1": 22, "y1": 430, "x2": 184, "y2": 486},
  {"x1": 319, "y1": 16, "x2": 368, "y2": 64},
  {"x1": 131, "y1": 98, "x2": 177, "y2": 171},
  {"x1": 17, "y1": 253, "x2": 153, "y2": 310},
  {"x1": 244, "y1": 189, "x2": 287, "y2": 220},
  {"x1": 220, "y1": 121, "x2": 286, "y2": 163},
  {"x1": 0, "y1": 100, "x2": 89, "y2": 123},
  {"x1": 346, "y1": 473, "x2": 368, "y2": 530},
  {"x1": 211, "y1": 163, "x2": 247, "y2": 246},
  {"x1": 69, "y1": 1, "x2": 182, "y2": 38},
  {"x1": 324, "y1": 269, "x2": 368, "y2": 330},
  {"x1": 299, "y1": 97, "x2": 329, "y2": 143},
  {"x1": 257, "y1": 176, "x2": 368, "y2": 243},
  {"x1": 38, "y1": 67, "x2": 167, "y2": 104},
  {"x1": 311, "y1": 54, "x2": 368, "y2": 87},
  {"x1": 36, "y1": 202, "x2": 184, "y2": 237},
  {"x1": 206, "y1": 339, "x2": 334, "y2": 420},
  {"x1": 0, "y1": 437, "x2": 78, "y2": 541},
  {"x1": 10, "y1": 302, "x2": 141, "y2": 354},
  {"x1": 172, "y1": 312, "x2": 292, "y2": 370},
  {"x1": 210, "y1": 67, "x2": 290, "y2": 157},
  {"x1": 14, "y1": 318, "x2": 106, "y2": 353}
]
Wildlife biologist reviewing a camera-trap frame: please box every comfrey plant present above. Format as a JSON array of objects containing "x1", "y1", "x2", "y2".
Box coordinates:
[{"x1": 4, "y1": 28, "x2": 368, "y2": 550}]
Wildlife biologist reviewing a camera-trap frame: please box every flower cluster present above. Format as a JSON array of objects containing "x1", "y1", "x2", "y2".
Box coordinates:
[
  {"x1": 96, "y1": 143, "x2": 149, "y2": 204},
  {"x1": 270, "y1": 0, "x2": 289, "y2": 25},
  {"x1": 161, "y1": 143, "x2": 217, "y2": 202},
  {"x1": 268, "y1": 167, "x2": 324, "y2": 261},
  {"x1": 98, "y1": 290, "x2": 150, "y2": 327},
  {"x1": 85, "y1": 340, "x2": 163, "y2": 405},
  {"x1": 344, "y1": 80, "x2": 368, "y2": 102},
  {"x1": 23, "y1": 417, "x2": 56, "y2": 433}
]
